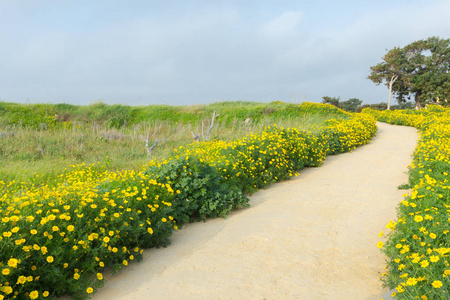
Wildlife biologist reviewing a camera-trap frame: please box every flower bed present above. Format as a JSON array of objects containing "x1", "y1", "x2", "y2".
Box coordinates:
[{"x1": 364, "y1": 107, "x2": 450, "y2": 299}]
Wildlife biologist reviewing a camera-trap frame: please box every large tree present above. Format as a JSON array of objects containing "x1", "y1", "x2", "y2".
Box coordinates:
[
  {"x1": 322, "y1": 96, "x2": 340, "y2": 107},
  {"x1": 368, "y1": 37, "x2": 450, "y2": 109}
]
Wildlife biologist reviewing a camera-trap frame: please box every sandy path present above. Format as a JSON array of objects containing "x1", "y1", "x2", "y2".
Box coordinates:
[{"x1": 93, "y1": 122, "x2": 418, "y2": 300}]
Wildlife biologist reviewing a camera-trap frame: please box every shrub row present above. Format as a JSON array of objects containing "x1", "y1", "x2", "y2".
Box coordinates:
[
  {"x1": 145, "y1": 113, "x2": 376, "y2": 224},
  {"x1": 0, "y1": 104, "x2": 377, "y2": 299},
  {"x1": 364, "y1": 107, "x2": 450, "y2": 299}
]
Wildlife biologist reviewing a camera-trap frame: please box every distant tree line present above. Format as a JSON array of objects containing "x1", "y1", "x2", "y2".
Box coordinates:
[
  {"x1": 322, "y1": 96, "x2": 362, "y2": 112},
  {"x1": 322, "y1": 96, "x2": 414, "y2": 112}
]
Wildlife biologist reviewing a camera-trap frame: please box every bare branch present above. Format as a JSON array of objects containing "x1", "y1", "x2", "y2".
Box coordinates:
[
  {"x1": 201, "y1": 120, "x2": 205, "y2": 140},
  {"x1": 140, "y1": 133, "x2": 158, "y2": 156},
  {"x1": 204, "y1": 110, "x2": 221, "y2": 141},
  {"x1": 147, "y1": 139, "x2": 158, "y2": 155},
  {"x1": 191, "y1": 131, "x2": 200, "y2": 142}
]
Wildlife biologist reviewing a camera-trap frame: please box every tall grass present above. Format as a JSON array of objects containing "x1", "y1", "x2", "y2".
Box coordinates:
[{"x1": 0, "y1": 101, "x2": 347, "y2": 185}]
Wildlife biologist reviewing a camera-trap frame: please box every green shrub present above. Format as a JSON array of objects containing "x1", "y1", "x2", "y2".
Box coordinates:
[{"x1": 145, "y1": 157, "x2": 249, "y2": 223}]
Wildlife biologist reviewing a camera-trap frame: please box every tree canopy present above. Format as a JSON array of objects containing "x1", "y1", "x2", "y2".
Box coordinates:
[
  {"x1": 322, "y1": 96, "x2": 362, "y2": 112},
  {"x1": 368, "y1": 36, "x2": 450, "y2": 109}
]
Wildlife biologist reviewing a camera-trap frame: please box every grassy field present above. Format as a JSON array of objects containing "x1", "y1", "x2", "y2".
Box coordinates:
[{"x1": 0, "y1": 101, "x2": 347, "y2": 185}]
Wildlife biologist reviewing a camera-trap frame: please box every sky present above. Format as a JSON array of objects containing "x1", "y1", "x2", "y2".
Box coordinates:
[{"x1": 1, "y1": 0, "x2": 449, "y2": 106}]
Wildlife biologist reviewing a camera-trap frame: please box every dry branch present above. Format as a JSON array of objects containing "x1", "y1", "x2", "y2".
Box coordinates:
[
  {"x1": 140, "y1": 133, "x2": 158, "y2": 156},
  {"x1": 204, "y1": 110, "x2": 220, "y2": 140},
  {"x1": 191, "y1": 110, "x2": 220, "y2": 142},
  {"x1": 191, "y1": 131, "x2": 200, "y2": 142}
]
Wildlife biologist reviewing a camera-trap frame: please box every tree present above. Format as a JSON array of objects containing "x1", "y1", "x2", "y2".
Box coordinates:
[
  {"x1": 340, "y1": 98, "x2": 362, "y2": 112},
  {"x1": 322, "y1": 96, "x2": 340, "y2": 107},
  {"x1": 368, "y1": 47, "x2": 411, "y2": 110},
  {"x1": 368, "y1": 36, "x2": 450, "y2": 109}
]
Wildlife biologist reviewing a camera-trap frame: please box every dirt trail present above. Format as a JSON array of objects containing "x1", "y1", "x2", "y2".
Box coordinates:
[{"x1": 93, "y1": 122, "x2": 418, "y2": 300}]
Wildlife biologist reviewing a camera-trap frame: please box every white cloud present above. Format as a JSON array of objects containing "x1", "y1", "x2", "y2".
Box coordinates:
[{"x1": 260, "y1": 11, "x2": 303, "y2": 38}]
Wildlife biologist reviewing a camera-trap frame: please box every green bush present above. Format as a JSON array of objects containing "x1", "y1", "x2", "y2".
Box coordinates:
[{"x1": 145, "y1": 157, "x2": 249, "y2": 223}]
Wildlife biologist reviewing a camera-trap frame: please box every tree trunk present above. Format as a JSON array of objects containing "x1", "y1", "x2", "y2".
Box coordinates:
[
  {"x1": 388, "y1": 74, "x2": 398, "y2": 110},
  {"x1": 414, "y1": 91, "x2": 423, "y2": 109}
]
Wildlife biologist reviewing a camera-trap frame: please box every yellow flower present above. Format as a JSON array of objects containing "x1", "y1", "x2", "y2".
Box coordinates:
[
  {"x1": 29, "y1": 290, "x2": 39, "y2": 300},
  {"x1": 2, "y1": 268, "x2": 10, "y2": 275},
  {"x1": 377, "y1": 241, "x2": 384, "y2": 248},
  {"x1": 67, "y1": 225, "x2": 74, "y2": 232},
  {"x1": 406, "y1": 277, "x2": 418, "y2": 286},
  {"x1": 147, "y1": 228, "x2": 153, "y2": 234},
  {"x1": 7, "y1": 258, "x2": 18, "y2": 268},
  {"x1": 430, "y1": 255, "x2": 440, "y2": 262},
  {"x1": 429, "y1": 233, "x2": 437, "y2": 239},
  {"x1": 123, "y1": 260, "x2": 128, "y2": 266},
  {"x1": 161, "y1": 218, "x2": 167, "y2": 222},
  {"x1": 432, "y1": 280, "x2": 443, "y2": 288},
  {"x1": 74, "y1": 273, "x2": 80, "y2": 280},
  {"x1": 103, "y1": 236, "x2": 110, "y2": 243},
  {"x1": 414, "y1": 215, "x2": 424, "y2": 222},
  {"x1": 2, "y1": 285, "x2": 13, "y2": 294},
  {"x1": 47, "y1": 256, "x2": 54, "y2": 263},
  {"x1": 43, "y1": 291, "x2": 49, "y2": 297},
  {"x1": 420, "y1": 260, "x2": 429, "y2": 268},
  {"x1": 86, "y1": 287, "x2": 94, "y2": 294},
  {"x1": 97, "y1": 273, "x2": 103, "y2": 280},
  {"x1": 17, "y1": 275, "x2": 27, "y2": 284},
  {"x1": 30, "y1": 229, "x2": 37, "y2": 235}
]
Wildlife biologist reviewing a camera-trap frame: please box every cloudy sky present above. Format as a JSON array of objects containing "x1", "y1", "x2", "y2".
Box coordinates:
[{"x1": 1, "y1": 0, "x2": 449, "y2": 106}]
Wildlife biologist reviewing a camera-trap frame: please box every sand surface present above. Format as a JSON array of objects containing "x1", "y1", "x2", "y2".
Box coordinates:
[{"x1": 93, "y1": 122, "x2": 418, "y2": 300}]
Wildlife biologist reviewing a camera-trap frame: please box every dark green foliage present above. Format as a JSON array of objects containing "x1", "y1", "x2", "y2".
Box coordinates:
[
  {"x1": 144, "y1": 157, "x2": 249, "y2": 224},
  {"x1": 322, "y1": 97, "x2": 364, "y2": 112},
  {"x1": 340, "y1": 98, "x2": 362, "y2": 112},
  {"x1": 322, "y1": 96, "x2": 340, "y2": 107}
]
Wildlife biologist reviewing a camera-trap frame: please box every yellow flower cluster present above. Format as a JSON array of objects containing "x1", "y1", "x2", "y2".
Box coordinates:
[
  {"x1": 152, "y1": 110, "x2": 376, "y2": 195},
  {"x1": 0, "y1": 163, "x2": 176, "y2": 298},
  {"x1": 366, "y1": 107, "x2": 450, "y2": 299}
]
